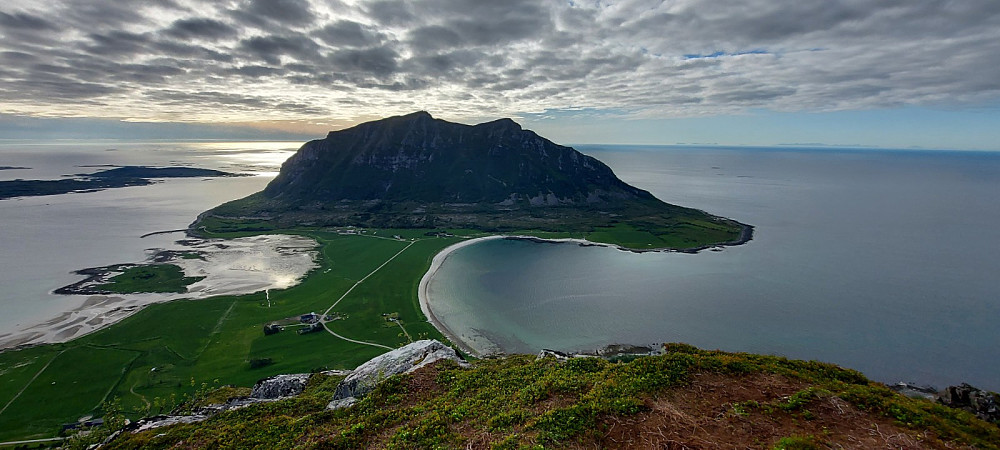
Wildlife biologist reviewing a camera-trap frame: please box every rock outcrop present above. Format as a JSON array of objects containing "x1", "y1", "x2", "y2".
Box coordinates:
[
  {"x1": 938, "y1": 383, "x2": 1000, "y2": 423},
  {"x1": 129, "y1": 374, "x2": 317, "y2": 433},
  {"x1": 327, "y1": 339, "x2": 467, "y2": 409},
  {"x1": 250, "y1": 373, "x2": 311, "y2": 399}
]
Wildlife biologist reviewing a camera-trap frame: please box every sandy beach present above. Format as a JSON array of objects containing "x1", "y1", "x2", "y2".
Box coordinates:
[
  {"x1": 417, "y1": 236, "x2": 506, "y2": 357},
  {"x1": 0, "y1": 234, "x2": 319, "y2": 351},
  {"x1": 418, "y1": 234, "x2": 621, "y2": 357}
]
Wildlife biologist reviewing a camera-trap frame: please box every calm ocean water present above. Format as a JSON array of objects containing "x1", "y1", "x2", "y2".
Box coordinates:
[
  {"x1": 0, "y1": 141, "x2": 297, "y2": 332},
  {"x1": 426, "y1": 146, "x2": 1000, "y2": 390},
  {"x1": 3, "y1": 142, "x2": 998, "y2": 390}
]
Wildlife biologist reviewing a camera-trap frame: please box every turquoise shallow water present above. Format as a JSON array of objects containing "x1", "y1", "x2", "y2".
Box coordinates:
[{"x1": 425, "y1": 146, "x2": 1000, "y2": 390}]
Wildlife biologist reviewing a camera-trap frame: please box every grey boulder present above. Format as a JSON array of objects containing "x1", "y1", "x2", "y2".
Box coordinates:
[
  {"x1": 251, "y1": 373, "x2": 312, "y2": 399},
  {"x1": 327, "y1": 340, "x2": 466, "y2": 409}
]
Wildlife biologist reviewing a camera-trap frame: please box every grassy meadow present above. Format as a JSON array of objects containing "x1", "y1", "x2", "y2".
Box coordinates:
[
  {"x1": 0, "y1": 215, "x2": 747, "y2": 442},
  {"x1": 95, "y1": 264, "x2": 204, "y2": 294},
  {"x1": 0, "y1": 229, "x2": 463, "y2": 441}
]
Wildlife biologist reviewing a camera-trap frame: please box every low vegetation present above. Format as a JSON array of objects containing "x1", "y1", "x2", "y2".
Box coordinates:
[
  {"x1": 95, "y1": 264, "x2": 205, "y2": 294},
  {"x1": 104, "y1": 345, "x2": 1000, "y2": 449},
  {"x1": 0, "y1": 229, "x2": 462, "y2": 442}
]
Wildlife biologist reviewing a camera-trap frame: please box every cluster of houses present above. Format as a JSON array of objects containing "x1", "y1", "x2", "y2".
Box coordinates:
[
  {"x1": 262, "y1": 312, "x2": 330, "y2": 336},
  {"x1": 424, "y1": 231, "x2": 455, "y2": 237}
]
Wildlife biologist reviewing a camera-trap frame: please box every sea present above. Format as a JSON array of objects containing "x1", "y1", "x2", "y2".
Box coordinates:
[
  {"x1": 0, "y1": 141, "x2": 296, "y2": 333},
  {"x1": 1, "y1": 142, "x2": 998, "y2": 390},
  {"x1": 424, "y1": 145, "x2": 1000, "y2": 391}
]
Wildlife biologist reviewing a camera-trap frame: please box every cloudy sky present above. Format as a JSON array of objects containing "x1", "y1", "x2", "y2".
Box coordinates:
[{"x1": 1, "y1": 0, "x2": 999, "y2": 149}]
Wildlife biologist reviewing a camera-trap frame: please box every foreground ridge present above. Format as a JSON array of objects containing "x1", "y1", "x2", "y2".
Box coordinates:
[{"x1": 99, "y1": 343, "x2": 1000, "y2": 449}]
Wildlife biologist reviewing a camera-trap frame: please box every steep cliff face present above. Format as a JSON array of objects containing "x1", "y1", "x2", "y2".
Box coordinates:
[{"x1": 262, "y1": 111, "x2": 653, "y2": 207}]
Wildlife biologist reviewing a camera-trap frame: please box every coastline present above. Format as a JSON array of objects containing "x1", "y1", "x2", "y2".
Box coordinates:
[
  {"x1": 418, "y1": 228, "x2": 755, "y2": 358},
  {"x1": 418, "y1": 236, "x2": 505, "y2": 357},
  {"x1": 0, "y1": 233, "x2": 319, "y2": 352}
]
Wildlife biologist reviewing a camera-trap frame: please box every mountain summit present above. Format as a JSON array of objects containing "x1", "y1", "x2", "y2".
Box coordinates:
[
  {"x1": 200, "y1": 112, "x2": 749, "y2": 250},
  {"x1": 263, "y1": 111, "x2": 653, "y2": 206}
]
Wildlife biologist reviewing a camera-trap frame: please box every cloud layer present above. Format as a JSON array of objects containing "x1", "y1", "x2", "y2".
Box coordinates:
[{"x1": 1, "y1": 0, "x2": 999, "y2": 124}]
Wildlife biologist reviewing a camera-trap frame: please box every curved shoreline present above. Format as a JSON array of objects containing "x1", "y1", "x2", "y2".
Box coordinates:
[
  {"x1": 418, "y1": 236, "x2": 504, "y2": 357},
  {"x1": 418, "y1": 229, "x2": 755, "y2": 357}
]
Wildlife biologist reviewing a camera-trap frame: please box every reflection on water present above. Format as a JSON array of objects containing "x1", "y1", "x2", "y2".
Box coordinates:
[
  {"x1": 0, "y1": 140, "x2": 300, "y2": 181},
  {"x1": 0, "y1": 234, "x2": 318, "y2": 349},
  {"x1": 0, "y1": 141, "x2": 299, "y2": 334},
  {"x1": 427, "y1": 147, "x2": 1000, "y2": 390}
]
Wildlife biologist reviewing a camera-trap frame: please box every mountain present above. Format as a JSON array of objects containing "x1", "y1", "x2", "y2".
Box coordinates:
[
  {"x1": 199, "y1": 112, "x2": 749, "y2": 249},
  {"x1": 263, "y1": 111, "x2": 652, "y2": 206}
]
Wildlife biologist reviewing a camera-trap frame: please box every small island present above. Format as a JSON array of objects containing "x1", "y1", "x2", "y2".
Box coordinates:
[
  {"x1": 0, "y1": 165, "x2": 243, "y2": 200},
  {"x1": 57, "y1": 263, "x2": 205, "y2": 295}
]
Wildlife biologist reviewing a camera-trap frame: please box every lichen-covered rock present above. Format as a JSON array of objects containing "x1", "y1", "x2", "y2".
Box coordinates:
[
  {"x1": 327, "y1": 340, "x2": 466, "y2": 409},
  {"x1": 251, "y1": 373, "x2": 311, "y2": 399},
  {"x1": 130, "y1": 414, "x2": 212, "y2": 432}
]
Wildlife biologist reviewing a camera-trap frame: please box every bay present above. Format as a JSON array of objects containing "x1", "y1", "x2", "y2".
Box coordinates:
[
  {"x1": 425, "y1": 146, "x2": 1000, "y2": 390},
  {"x1": 0, "y1": 141, "x2": 297, "y2": 334}
]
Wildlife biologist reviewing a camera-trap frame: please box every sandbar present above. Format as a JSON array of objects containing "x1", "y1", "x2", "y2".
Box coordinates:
[{"x1": 0, "y1": 234, "x2": 318, "y2": 351}]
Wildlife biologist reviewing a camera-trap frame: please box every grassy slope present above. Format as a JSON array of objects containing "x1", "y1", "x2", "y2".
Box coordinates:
[
  {"x1": 197, "y1": 215, "x2": 744, "y2": 251},
  {"x1": 105, "y1": 345, "x2": 1000, "y2": 449},
  {"x1": 0, "y1": 230, "x2": 463, "y2": 441},
  {"x1": 0, "y1": 215, "x2": 742, "y2": 441}
]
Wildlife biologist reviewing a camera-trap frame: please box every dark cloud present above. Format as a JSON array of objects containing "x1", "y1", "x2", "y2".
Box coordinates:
[
  {"x1": 229, "y1": 0, "x2": 316, "y2": 28},
  {"x1": 328, "y1": 46, "x2": 400, "y2": 78},
  {"x1": 0, "y1": 51, "x2": 37, "y2": 62},
  {"x1": 164, "y1": 18, "x2": 238, "y2": 39},
  {"x1": 406, "y1": 50, "x2": 483, "y2": 75},
  {"x1": 144, "y1": 88, "x2": 327, "y2": 115},
  {"x1": 403, "y1": 0, "x2": 551, "y2": 51},
  {"x1": 314, "y1": 20, "x2": 385, "y2": 48},
  {"x1": 0, "y1": 11, "x2": 56, "y2": 29},
  {"x1": 239, "y1": 34, "x2": 321, "y2": 65},
  {"x1": 225, "y1": 65, "x2": 286, "y2": 78},
  {"x1": 406, "y1": 26, "x2": 461, "y2": 51},
  {"x1": 82, "y1": 30, "x2": 152, "y2": 56},
  {"x1": 363, "y1": 1, "x2": 416, "y2": 26},
  {"x1": 2, "y1": 74, "x2": 120, "y2": 100},
  {"x1": 150, "y1": 40, "x2": 235, "y2": 62},
  {"x1": 0, "y1": 0, "x2": 998, "y2": 122}
]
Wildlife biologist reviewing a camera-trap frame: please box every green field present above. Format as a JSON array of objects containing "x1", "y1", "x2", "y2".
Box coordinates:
[
  {"x1": 96, "y1": 264, "x2": 205, "y2": 294},
  {"x1": 0, "y1": 230, "x2": 463, "y2": 441},
  {"x1": 0, "y1": 218, "x2": 747, "y2": 442}
]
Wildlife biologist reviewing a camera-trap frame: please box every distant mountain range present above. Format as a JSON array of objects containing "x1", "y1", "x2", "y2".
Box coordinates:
[{"x1": 199, "y1": 112, "x2": 749, "y2": 249}]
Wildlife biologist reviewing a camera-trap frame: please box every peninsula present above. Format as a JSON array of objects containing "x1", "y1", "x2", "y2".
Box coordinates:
[
  {"x1": 0, "y1": 166, "x2": 242, "y2": 200},
  {"x1": 195, "y1": 112, "x2": 750, "y2": 250}
]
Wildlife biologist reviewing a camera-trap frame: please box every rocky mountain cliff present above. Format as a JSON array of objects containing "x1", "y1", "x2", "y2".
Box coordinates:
[{"x1": 264, "y1": 111, "x2": 654, "y2": 207}]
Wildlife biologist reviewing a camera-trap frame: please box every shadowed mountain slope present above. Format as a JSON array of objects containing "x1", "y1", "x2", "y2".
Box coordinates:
[{"x1": 198, "y1": 112, "x2": 750, "y2": 250}]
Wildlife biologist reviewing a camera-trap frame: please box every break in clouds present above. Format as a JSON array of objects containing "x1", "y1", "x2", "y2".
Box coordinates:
[{"x1": 1, "y1": 0, "x2": 999, "y2": 124}]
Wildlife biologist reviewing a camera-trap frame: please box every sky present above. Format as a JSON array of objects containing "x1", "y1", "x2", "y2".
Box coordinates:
[{"x1": 1, "y1": 0, "x2": 1000, "y2": 150}]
